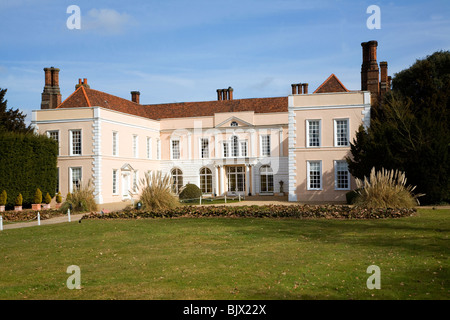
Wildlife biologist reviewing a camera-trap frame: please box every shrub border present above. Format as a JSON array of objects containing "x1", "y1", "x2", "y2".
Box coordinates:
[{"x1": 81, "y1": 204, "x2": 417, "y2": 221}]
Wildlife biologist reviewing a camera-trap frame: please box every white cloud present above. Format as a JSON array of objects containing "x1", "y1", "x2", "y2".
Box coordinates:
[{"x1": 83, "y1": 8, "x2": 133, "y2": 35}]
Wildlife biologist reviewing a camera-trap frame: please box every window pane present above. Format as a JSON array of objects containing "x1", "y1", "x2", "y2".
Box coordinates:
[
  {"x1": 71, "y1": 167, "x2": 81, "y2": 191},
  {"x1": 308, "y1": 120, "x2": 320, "y2": 147},
  {"x1": 71, "y1": 130, "x2": 81, "y2": 155},
  {"x1": 201, "y1": 138, "x2": 209, "y2": 159},
  {"x1": 336, "y1": 120, "x2": 349, "y2": 146},
  {"x1": 336, "y1": 161, "x2": 349, "y2": 189},
  {"x1": 172, "y1": 140, "x2": 180, "y2": 159},
  {"x1": 262, "y1": 135, "x2": 270, "y2": 156},
  {"x1": 308, "y1": 162, "x2": 321, "y2": 189}
]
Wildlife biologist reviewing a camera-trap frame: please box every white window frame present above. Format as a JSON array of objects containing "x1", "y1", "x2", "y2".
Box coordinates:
[
  {"x1": 334, "y1": 118, "x2": 350, "y2": 147},
  {"x1": 133, "y1": 135, "x2": 139, "y2": 158},
  {"x1": 260, "y1": 134, "x2": 271, "y2": 157},
  {"x1": 306, "y1": 120, "x2": 321, "y2": 148},
  {"x1": 223, "y1": 141, "x2": 229, "y2": 158},
  {"x1": 69, "y1": 167, "x2": 82, "y2": 192},
  {"x1": 133, "y1": 170, "x2": 139, "y2": 193},
  {"x1": 112, "y1": 131, "x2": 118, "y2": 156},
  {"x1": 200, "y1": 138, "x2": 209, "y2": 159},
  {"x1": 156, "y1": 139, "x2": 161, "y2": 160},
  {"x1": 240, "y1": 140, "x2": 248, "y2": 157},
  {"x1": 46, "y1": 130, "x2": 60, "y2": 155},
  {"x1": 171, "y1": 139, "x2": 180, "y2": 160},
  {"x1": 69, "y1": 129, "x2": 82, "y2": 156},
  {"x1": 146, "y1": 137, "x2": 152, "y2": 159},
  {"x1": 199, "y1": 167, "x2": 213, "y2": 194},
  {"x1": 112, "y1": 169, "x2": 118, "y2": 195},
  {"x1": 307, "y1": 161, "x2": 322, "y2": 191},
  {"x1": 334, "y1": 160, "x2": 350, "y2": 190}
]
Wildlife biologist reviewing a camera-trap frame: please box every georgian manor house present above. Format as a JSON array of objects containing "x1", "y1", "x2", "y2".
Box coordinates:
[{"x1": 31, "y1": 41, "x2": 390, "y2": 204}]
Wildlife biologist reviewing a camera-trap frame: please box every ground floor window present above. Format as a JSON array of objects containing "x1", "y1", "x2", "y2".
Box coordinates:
[
  {"x1": 307, "y1": 161, "x2": 322, "y2": 190},
  {"x1": 200, "y1": 167, "x2": 213, "y2": 194},
  {"x1": 260, "y1": 165, "x2": 274, "y2": 193},
  {"x1": 226, "y1": 166, "x2": 245, "y2": 192},
  {"x1": 335, "y1": 161, "x2": 350, "y2": 190},
  {"x1": 70, "y1": 167, "x2": 82, "y2": 192},
  {"x1": 171, "y1": 168, "x2": 183, "y2": 194}
]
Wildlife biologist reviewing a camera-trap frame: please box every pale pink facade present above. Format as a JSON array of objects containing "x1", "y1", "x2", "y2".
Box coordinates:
[
  {"x1": 288, "y1": 92, "x2": 371, "y2": 202},
  {"x1": 32, "y1": 90, "x2": 370, "y2": 205}
]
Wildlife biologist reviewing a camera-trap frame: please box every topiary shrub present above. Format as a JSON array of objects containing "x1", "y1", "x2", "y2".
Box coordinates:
[
  {"x1": 34, "y1": 188, "x2": 42, "y2": 204},
  {"x1": 56, "y1": 191, "x2": 62, "y2": 204},
  {"x1": 179, "y1": 183, "x2": 202, "y2": 201},
  {"x1": 15, "y1": 193, "x2": 23, "y2": 206},
  {"x1": 0, "y1": 190, "x2": 7, "y2": 206},
  {"x1": 44, "y1": 192, "x2": 52, "y2": 204}
]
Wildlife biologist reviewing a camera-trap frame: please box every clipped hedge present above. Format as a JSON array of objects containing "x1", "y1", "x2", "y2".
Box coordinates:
[
  {"x1": 0, "y1": 132, "x2": 58, "y2": 209},
  {"x1": 81, "y1": 204, "x2": 417, "y2": 221}
]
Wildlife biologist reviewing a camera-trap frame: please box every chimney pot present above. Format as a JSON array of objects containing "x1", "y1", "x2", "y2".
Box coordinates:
[
  {"x1": 131, "y1": 91, "x2": 140, "y2": 104},
  {"x1": 302, "y1": 83, "x2": 309, "y2": 94}
]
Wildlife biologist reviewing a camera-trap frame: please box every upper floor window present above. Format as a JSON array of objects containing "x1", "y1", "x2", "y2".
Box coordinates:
[
  {"x1": 171, "y1": 140, "x2": 180, "y2": 160},
  {"x1": 47, "y1": 130, "x2": 59, "y2": 155},
  {"x1": 112, "y1": 131, "x2": 118, "y2": 156},
  {"x1": 70, "y1": 129, "x2": 82, "y2": 155},
  {"x1": 133, "y1": 135, "x2": 138, "y2": 158},
  {"x1": 261, "y1": 135, "x2": 270, "y2": 156},
  {"x1": 307, "y1": 120, "x2": 321, "y2": 147},
  {"x1": 156, "y1": 139, "x2": 161, "y2": 160},
  {"x1": 147, "y1": 137, "x2": 152, "y2": 159},
  {"x1": 201, "y1": 138, "x2": 209, "y2": 159},
  {"x1": 335, "y1": 119, "x2": 349, "y2": 147},
  {"x1": 223, "y1": 136, "x2": 247, "y2": 158}
]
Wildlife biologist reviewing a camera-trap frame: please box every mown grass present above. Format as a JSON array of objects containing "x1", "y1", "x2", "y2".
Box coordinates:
[{"x1": 0, "y1": 208, "x2": 448, "y2": 300}]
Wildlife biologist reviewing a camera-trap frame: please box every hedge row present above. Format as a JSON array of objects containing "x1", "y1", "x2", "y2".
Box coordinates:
[
  {"x1": 2, "y1": 209, "x2": 63, "y2": 222},
  {"x1": 0, "y1": 132, "x2": 58, "y2": 208},
  {"x1": 81, "y1": 204, "x2": 417, "y2": 221}
]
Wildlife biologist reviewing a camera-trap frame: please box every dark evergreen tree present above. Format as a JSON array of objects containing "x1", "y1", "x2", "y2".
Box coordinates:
[
  {"x1": 0, "y1": 88, "x2": 33, "y2": 133},
  {"x1": 347, "y1": 51, "x2": 450, "y2": 204}
]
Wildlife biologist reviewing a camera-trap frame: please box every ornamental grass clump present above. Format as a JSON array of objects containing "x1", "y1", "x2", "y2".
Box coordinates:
[
  {"x1": 61, "y1": 180, "x2": 98, "y2": 213},
  {"x1": 139, "y1": 171, "x2": 179, "y2": 211},
  {"x1": 355, "y1": 167, "x2": 423, "y2": 209}
]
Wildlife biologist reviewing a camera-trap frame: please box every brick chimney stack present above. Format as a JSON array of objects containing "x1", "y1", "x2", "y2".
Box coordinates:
[
  {"x1": 379, "y1": 61, "x2": 389, "y2": 96},
  {"x1": 217, "y1": 87, "x2": 234, "y2": 101},
  {"x1": 131, "y1": 91, "x2": 140, "y2": 104},
  {"x1": 291, "y1": 83, "x2": 309, "y2": 94},
  {"x1": 75, "y1": 78, "x2": 90, "y2": 90},
  {"x1": 41, "y1": 67, "x2": 62, "y2": 109}
]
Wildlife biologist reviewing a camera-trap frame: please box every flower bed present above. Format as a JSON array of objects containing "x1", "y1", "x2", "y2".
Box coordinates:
[
  {"x1": 81, "y1": 204, "x2": 417, "y2": 221},
  {"x1": 1, "y1": 209, "x2": 63, "y2": 222}
]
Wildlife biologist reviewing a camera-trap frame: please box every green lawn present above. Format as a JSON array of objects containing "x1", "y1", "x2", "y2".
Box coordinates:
[{"x1": 0, "y1": 208, "x2": 448, "y2": 300}]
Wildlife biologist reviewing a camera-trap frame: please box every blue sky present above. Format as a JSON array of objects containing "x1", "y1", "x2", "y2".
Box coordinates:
[{"x1": 0, "y1": 0, "x2": 449, "y2": 123}]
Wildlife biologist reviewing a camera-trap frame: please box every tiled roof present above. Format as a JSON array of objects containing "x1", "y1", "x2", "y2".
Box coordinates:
[
  {"x1": 313, "y1": 74, "x2": 349, "y2": 94},
  {"x1": 57, "y1": 86, "x2": 288, "y2": 120}
]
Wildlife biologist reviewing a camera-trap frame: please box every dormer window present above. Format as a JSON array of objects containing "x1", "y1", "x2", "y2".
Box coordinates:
[{"x1": 230, "y1": 121, "x2": 238, "y2": 127}]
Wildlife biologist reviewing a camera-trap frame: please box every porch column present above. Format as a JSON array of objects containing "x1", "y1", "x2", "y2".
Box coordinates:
[
  {"x1": 245, "y1": 165, "x2": 250, "y2": 196},
  {"x1": 220, "y1": 166, "x2": 225, "y2": 195},
  {"x1": 215, "y1": 165, "x2": 220, "y2": 196}
]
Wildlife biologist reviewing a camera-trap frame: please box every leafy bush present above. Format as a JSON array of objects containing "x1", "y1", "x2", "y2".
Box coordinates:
[
  {"x1": 81, "y1": 204, "x2": 416, "y2": 221},
  {"x1": 139, "y1": 171, "x2": 179, "y2": 211},
  {"x1": 55, "y1": 191, "x2": 62, "y2": 204},
  {"x1": 15, "y1": 193, "x2": 23, "y2": 206},
  {"x1": 346, "y1": 189, "x2": 360, "y2": 205},
  {"x1": 354, "y1": 167, "x2": 423, "y2": 209},
  {"x1": 0, "y1": 190, "x2": 6, "y2": 206},
  {"x1": 34, "y1": 188, "x2": 42, "y2": 204},
  {"x1": 60, "y1": 180, "x2": 98, "y2": 213},
  {"x1": 179, "y1": 183, "x2": 202, "y2": 201},
  {"x1": 44, "y1": 192, "x2": 52, "y2": 204},
  {"x1": 2, "y1": 209, "x2": 62, "y2": 222}
]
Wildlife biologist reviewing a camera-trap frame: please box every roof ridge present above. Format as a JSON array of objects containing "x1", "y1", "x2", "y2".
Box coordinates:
[{"x1": 80, "y1": 86, "x2": 91, "y2": 107}]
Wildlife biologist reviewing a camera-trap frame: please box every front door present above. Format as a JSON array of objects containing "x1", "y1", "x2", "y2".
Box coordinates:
[
  {"x1": 122, "y1": 173, "x2": 130, "y2": 199},
  {"x1": 226, "y1": 166, "x2": 245, "y2": 193}
]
